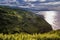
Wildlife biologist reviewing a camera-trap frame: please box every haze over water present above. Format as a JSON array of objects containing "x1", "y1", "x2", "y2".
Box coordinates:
[{"x1": 37, "y1": 11, "x2": 60, "y2": 30}]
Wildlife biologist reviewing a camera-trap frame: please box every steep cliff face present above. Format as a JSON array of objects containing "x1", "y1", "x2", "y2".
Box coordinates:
[{"x1": 0, "y1": 6, "x2": 52, "y2": 34}]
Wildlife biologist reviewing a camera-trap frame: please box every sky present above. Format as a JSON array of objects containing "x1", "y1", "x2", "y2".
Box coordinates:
[
  {"x1": 23, "y1": 0, "x2": 59, "y2": 2},
  {"x1": 0, "y1": 0, "x2": 60, "y2": 3},
  {"x1": 24, "y1": 0, "x2": 46, "y2": 1},
  {"x1": 0, "y1": 0, "x2": 60, "y2": 7},
  {"x1": 0, "y1": 0, "x2": 59, "y2": 3}
]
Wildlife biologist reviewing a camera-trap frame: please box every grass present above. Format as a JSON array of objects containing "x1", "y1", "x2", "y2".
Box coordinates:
[{"x1": 0, "y1": 31, "x2": 60, "y2": 40}]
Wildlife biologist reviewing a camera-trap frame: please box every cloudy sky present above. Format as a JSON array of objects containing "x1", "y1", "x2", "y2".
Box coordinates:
[
  {"x1": 24, "y1": 0, "x2": 50, "y2": 2},
  {"x1": 24, "y1": 0, "x2": 55, "y2": 1},
  {"x1": 0, "y1": 0, "x2": 60, "y2": 3},
  {"x1": 0, "y1": 0, "x2": 60, "y2": 7}
]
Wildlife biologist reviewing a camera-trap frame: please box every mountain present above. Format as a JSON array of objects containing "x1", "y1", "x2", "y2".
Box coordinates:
[{"x1": 0, "y1": 6, "x2": 52, "y2": 34}]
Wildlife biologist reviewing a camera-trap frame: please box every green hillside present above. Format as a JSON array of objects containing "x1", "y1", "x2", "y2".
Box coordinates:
[{"x1": 0, "y1": 6, "x2": 52, "y2": 34}]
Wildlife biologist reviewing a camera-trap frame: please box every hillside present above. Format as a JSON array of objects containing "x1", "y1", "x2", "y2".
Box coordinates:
[{"x1": 0, "y1": 6, "x2": 52, "y2": 34}]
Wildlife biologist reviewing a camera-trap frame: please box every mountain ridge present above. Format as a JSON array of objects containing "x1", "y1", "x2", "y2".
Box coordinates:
[{"x1": 0, "y1": 6, "x2": 52, "y2": 34}]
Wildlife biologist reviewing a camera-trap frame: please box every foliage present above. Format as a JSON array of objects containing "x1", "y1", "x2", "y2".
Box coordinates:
[
  {"x1": 0, "y1": 6, "x2": 52, "y2": 34},
  {"x1": 0, "y1": 30, "x2": 60, "y2": 40}
]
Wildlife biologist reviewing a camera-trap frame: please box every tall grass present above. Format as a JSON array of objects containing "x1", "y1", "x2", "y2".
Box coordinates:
[{"x1": 0, "y1": 32, "x2": 60, "y2": 40}]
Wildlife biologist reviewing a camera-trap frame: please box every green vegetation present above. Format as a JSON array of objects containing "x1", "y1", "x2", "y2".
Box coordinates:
[
  {"x1": 0, "y1": 6, "x2": 58, "y2": 40},
  {"x1": 0, "y1": 6, "x2": 52, "y2": 34},
  {"x1": 0, "y1": 30, "x2": 60, "y2": 40}
]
